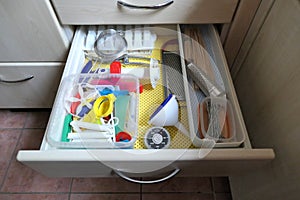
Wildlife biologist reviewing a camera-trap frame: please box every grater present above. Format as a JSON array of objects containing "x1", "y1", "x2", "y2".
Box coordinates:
[{"x1": 162, "y1": 51, "x2": 185, "y2": 101}]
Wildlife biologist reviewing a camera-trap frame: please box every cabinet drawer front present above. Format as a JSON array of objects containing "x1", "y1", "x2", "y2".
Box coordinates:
[
  {"x1": 52, "y1": 0, "x2": 238, "y2": 24},
  {"x1": 0, "y1": 0, "x2": 73, "y2": 62},
  {"x1": 0, "y1": 63, "x2": 64, "y2": 108},
  {"x1": 17, "y1": 149, "x2": 275, "y2": 177},
  {"x1": 17, "y1": 25, "x2": 274, "y2": 177}
]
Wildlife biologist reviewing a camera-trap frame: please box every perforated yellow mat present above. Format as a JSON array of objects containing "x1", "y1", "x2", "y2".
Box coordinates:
[
  {"x1": 83, "y1": 36, "x2": 194, "y2": 149},
  {"x1": 134, "y1": 38, "x2": 193, "y2": 149}
]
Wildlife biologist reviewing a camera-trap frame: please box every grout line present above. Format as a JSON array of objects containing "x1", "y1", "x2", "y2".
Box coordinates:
[
  {"x1": 0, "y1": 192, "x2": 65, "y2": 194},
  {"x1": 0, "y1": 110, "x2": 29, "y2": 130},
  {"x1": 0, "y1": 111, "x2": 27, "y2": 190},
  {"x1": 23, "y1": 112, "x2": 30, "y2": 129},
  {"x1": 0, "y1": 192, "x2": 70, "y2": 195},
  {"x1": 140, "y1": 179, "x2": 143, "y2": 200},
  {"x1": 62, "y1": 192, "x2": 143, "y2": 196},
  {"x1": 0, "y1": 191, "x2": 218, "y2": 195},
  {"x1": 211, "y1": 177, "x2": 217, "y2": 200},
  {"x1": 0, "y1": 192, "x2": 144, "y2": 195},
  {"x1": 139, "y1": 192, "x2": 214, "y2": 194},
  {"x1": 0, "y1": 128, "x2": 24, "y2": 191},
  {"x1": 0, "y1": 128, "x2": 48, "y2": 131},
  {"x1": 68, "y1": 178, "x2": 74, "y2": 200}
]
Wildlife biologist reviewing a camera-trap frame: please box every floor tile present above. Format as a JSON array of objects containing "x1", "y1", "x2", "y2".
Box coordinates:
[
  {"x1": 24, "y1": 110, "x2": 50, "y2": 128},
  {"x1": 70, "y1": 194, "x2": 140, "y2": 200},
  {"x1": 215, "y1": 193, "x2": 232, "y2": 200},
  {"x1": 0, "y1": 129, "x2": 21, "y2": 185},
  {"x1": 0, "y1": 110, "x2": 233, "y2": 199},
  {"x1": 212, "y1": 177, "x2": 231, "y2": 193},
  {"x1": 1, "y1": 129, "x2": 72, "y2": 192},
  {"x1": 142, "y1": 177, "x2": 212, "y2": 193},
  {"x1": 0, "y1": 110, "x2": 27, "y2": 128},
  {"x1": 0, "y1": 194, "x2": 69, "y2": 200},
  {"x1": 142, "y1": 193, "x2": 214, "y2": 200},
  {"x1": 71, "y1": 178, "x2": 140, "y2": 193},
  {"x1": 14, "y1": 129, "x2": 44, "y2": 150}
]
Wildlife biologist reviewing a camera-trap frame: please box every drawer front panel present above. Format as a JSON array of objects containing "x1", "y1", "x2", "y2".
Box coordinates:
[
  {"x1": 52, "y1": 0, "x2": 238, "y2": 24},
  {"x1": 0, "y1": 63, "x2": 64, "y2": 108},
  {"x1": 17, "y1": 149, "x2": 275, "y2": 177}
]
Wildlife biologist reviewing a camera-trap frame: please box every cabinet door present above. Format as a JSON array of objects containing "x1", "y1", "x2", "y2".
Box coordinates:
[
  {"x1": 0, "y1": 0, "x2": 72, "y2": 62},
  {"x1": 231, "y1": 0, "x2": 300, "y2": 199}
]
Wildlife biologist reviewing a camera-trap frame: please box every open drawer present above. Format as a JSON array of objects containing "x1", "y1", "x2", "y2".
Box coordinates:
[{"x1": 17, "y1": 25, "x2": 274, "y2": 180}]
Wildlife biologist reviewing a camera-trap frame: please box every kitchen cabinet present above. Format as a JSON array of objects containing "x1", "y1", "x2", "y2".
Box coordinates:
[
  {"x1": 51, "y1": 0, "x2": 237, "y2": 24},
  {"x1": 0, "y1": 0, "x2": 73, "y2": 108},
  {"x1": 0, "y1": 63, "x2": 63, "y2": 108},
  {"x1": 229, "y1": 0, "x2": 300, "y2": 199},
  {"x1": 16, "y1": 0, "x2": 274, "y2": 185}
]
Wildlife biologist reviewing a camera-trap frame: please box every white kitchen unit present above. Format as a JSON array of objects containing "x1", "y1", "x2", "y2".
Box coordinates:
[
  {"x1": 229, "y1": 0, "x2": 300, "y2": 199},
  {"x1": 51, "y1": 0, "x2": 237, "y2": 24},
  {"x1": 17, "y1": 0, "x2": 275, "y2": 182},
  {"x1": 0, "y1": 63, "x2": 64, "y2": 108},
  {"x1": 0, "y1": 0, "x2": 73, "y2": 108}
]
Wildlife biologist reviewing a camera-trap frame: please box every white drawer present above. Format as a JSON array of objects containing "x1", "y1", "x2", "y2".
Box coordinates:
[
  {"x1": 17, "y1": 25, "x2": 274, "y2": 180},
  {"x1": 52, "y1": 0, "x2": 238, "y2": 24},
  {"x1": 0, "y1": 63, "x2": 64, "y2": 108}
]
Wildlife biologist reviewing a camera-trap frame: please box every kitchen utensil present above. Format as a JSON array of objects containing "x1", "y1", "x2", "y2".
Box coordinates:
[
  {"x1": 149, "y1": 94, "x2": 190, "y2": 138},
  {"x1": 187, "y1": 62, "x2": 225, "y2": 97},
  {"x1": 183, "y1": 25, "x2": 215, "y2": 80},
  {"x1": 61, "y1": 114, "x2": 72, "y2": 142},
  {"x1": 116, "y1": 132, "x2": 132, "y2": 142},
  {"x1": 93, "y1": 94, "x2": 116, "y2": 119},
  {"x1": 144, "y1": 127, "x2": 171, "y2": 149},
  {"x1": 149, "y1": 93, "x2": 178, "y2": 127},
  {"x1": 161, "y1": 51, "x2": 185, "y2": 100},
  {"x1": 94, "y1": 29, "x2": 127, "y2": 63},
  {"x1": 70, "y1": 120, "x2": 116, "y2": 140},
  {"x1": 199, "y1": 97, "x2": 236, "y2": 141}
]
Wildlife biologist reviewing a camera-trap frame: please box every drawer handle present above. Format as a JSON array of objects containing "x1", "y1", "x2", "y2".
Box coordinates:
[
  {"x1": 117, "y1": 0, "x2": 174, "y2": 9},
  {"x1": 114, "y1": 168, "x2": 180, "y2": 184},
  {"x1": 0, "y1": 75, "x2": 34, "y2": 83}
]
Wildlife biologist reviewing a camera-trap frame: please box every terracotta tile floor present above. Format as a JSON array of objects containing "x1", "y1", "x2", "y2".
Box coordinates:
[{"x1": 0, "y1": 109, "x2": 232, "y2": 200}]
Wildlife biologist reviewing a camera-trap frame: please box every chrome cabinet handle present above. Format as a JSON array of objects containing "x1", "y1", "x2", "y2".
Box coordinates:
[
  {"x1": 0, "y1": 75, "x2": 34, "y2": 83},
  {"x1": 117, "y1": 0, "x2": 174, "y2": 9},
  {"x1": 114, "y1": 168, "x2": 180, "y2": 184}
]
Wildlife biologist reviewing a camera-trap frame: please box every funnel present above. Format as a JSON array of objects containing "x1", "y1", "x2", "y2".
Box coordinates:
[
  {"x1": 149, "y1": 94, "x2": 191, "y2": 139},
  {"x1": 149, "y1": 94, "x2": 178, "y2": 126}
]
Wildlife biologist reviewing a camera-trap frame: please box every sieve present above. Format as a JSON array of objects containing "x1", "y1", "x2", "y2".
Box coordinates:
[
  {"x1": 94, "y1": 29, "x2": 128, "y2": 63},
  {"x1": 94, "y1": 29, "x2": 155, "y2": 65}
]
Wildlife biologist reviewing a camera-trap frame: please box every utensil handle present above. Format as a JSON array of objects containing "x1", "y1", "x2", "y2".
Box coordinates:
[
  {"x1": 114, "y1": 168, "x2": 180, "y2": 184},
  {"x1": 0, "y1": 75, "x2": 34, "y2": 83},
  {"x1": 117, "y1": 0, "x2": 173, "y2": 9}
]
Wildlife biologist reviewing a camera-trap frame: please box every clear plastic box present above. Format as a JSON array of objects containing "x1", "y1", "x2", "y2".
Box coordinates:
[
  {"x1": 46, "y1": 73, "x2": 139, "y2": 149},
  {"x1": 199, "y1": 97, "x2": 236, "y2": 142}
]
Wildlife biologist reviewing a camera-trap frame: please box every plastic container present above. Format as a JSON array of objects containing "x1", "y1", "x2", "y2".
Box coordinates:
[
  {"x1": 199, "y1": 97, "x2": 236, "y2": 142},
  {"x1": 46, "y1": 73, "x2": 139, "y2": 149}
]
